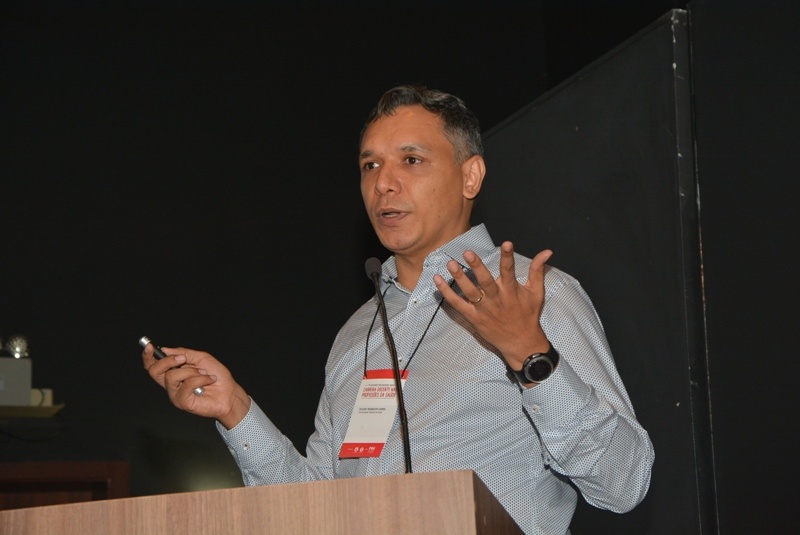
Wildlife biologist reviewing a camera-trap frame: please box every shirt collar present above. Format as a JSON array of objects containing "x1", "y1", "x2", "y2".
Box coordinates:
[{"x1": 378, "y1": 223, "x2": 496, "y2": 292}]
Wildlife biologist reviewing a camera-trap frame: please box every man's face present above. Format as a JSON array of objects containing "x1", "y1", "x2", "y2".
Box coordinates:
[{"x1": 359, "y1": 105, "x2": 482, "y2": 265}]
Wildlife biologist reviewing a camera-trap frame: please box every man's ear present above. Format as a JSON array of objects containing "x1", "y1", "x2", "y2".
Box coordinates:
[{"x1": 462, "y1": 155, "x2": 486, "y2": 200}]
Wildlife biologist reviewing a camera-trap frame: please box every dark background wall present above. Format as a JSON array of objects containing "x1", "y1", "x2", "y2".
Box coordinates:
[
  {"x1": 1, "y1": 1, "x2": 559, "y2": 496},
  {"x1": 2, "y1": 0, "x2": 796, "y2": 532},
  {"x1": 479, "y1": 12, "x2": 704, "y2": 532},
  {"x1": 689, "y1": 1, "x2": 800, "y2": 532}
]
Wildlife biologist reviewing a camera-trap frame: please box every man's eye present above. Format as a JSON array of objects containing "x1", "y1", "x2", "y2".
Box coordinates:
[
  {"x1": 363, "y1": 162, "x2": 378, "y2": 171},
  {"x1": 405, "y1": 156, "x2": 422, "y2": 165}
]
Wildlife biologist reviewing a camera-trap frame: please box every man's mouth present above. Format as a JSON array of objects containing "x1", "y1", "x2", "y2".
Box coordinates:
[{"x1": 376, "y1": 207, "x2": 407, "y2": 224}]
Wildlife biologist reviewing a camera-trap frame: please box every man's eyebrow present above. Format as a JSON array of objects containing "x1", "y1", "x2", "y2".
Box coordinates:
[
  {"x1": 359, "y1": 144, "x2": 432, "y2": 161},
  {"x1": 399, "y1": 143, "x2": 432, "y2": 153}
]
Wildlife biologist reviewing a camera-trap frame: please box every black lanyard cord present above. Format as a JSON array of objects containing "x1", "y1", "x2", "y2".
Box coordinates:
[{"x1": 363, "y1": 278, "x2": 455, "y2": 376}]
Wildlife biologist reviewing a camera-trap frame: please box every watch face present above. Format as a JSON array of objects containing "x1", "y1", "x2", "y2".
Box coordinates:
[{"x1": 525, "y1": 355, "x2": 554, "y2": 382}]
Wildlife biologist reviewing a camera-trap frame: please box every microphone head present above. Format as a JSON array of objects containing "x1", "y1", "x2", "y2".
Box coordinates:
[{"x1": 364, "y1": 257, "x2": 383, "y2": 280}]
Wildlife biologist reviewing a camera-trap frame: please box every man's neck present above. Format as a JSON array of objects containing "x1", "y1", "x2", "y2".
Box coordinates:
[
  {"x1": 390, "y1": 225, "x2": 474, "y2": 290},
  {"x1": 394, "y1": 255, "x2": 424, "y2": 291}
]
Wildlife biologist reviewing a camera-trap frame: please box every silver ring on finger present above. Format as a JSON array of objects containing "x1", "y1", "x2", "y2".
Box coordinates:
[{"x1": 193, "y1": 386, "x2": 205, "y2": 396}]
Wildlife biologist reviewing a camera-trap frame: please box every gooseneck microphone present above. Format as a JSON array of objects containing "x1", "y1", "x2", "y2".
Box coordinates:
[{"x1": 365, "y1": 257, "x2": 413, "y2": 474}]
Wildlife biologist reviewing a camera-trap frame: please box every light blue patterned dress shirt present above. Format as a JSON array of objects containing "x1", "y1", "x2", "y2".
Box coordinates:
[{"x1": 218, "y1": 224, "x2": 654, "y2": 535}]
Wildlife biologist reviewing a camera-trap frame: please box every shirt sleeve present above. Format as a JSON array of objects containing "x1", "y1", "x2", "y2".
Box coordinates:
[
  {"x1": 522, "y1": 272, "x2": 655, "y2": 513},
  {"x1": 216, "y1": 392, "x2": 336, "y2": 486}
]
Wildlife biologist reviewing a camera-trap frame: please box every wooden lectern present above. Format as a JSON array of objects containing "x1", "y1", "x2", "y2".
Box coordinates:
[{"x1": 0, "y1": 469, "x2": 523, "y2": 534}]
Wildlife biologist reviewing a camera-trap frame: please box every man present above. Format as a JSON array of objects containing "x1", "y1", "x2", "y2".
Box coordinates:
[{"x1": 144, "y1": 85, "x2": 654, "y2": 534}]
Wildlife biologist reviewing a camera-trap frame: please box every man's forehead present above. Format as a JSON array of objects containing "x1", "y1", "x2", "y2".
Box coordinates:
[
  {"x1": 370, "y1": 104, "x2": 440, "y2": 127},
  {"x1": 360, "y1": 106, "x2": 446, "y2": 152}
]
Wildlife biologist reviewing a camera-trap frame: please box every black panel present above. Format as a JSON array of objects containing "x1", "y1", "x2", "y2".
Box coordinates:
[
  {"x1": 478, "y1": 11, "x2": 712, "y2": 534},
  {"x1": 689, "y1": 0, "x2": 800, "y2": 532}
]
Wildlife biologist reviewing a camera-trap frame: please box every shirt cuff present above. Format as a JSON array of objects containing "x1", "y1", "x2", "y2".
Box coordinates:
[
  {"x1": 216, "y1": 398, "x2": 283, "y2": 473},
  {"x1": 521, "y1": 357, "x2": 591, "y2": 428}
]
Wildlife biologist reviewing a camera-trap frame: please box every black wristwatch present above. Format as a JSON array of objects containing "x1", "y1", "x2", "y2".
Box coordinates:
[{"x1": 511, "y1": 344, "x2": 560, "y2": 385}]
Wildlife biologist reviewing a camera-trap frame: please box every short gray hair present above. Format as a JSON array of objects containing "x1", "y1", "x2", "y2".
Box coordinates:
[{"x1": 361, "y1": 85, "x2": 483, "y2": 164}]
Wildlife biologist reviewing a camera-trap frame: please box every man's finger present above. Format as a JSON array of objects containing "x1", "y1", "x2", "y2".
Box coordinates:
[
  {"x1": 461, "y1": 250, "x2": 498, "y2": 294},
  {"x1": 526, "y1": 249, "x2": 553, "y2": 291},
  {"x1": 434, "y1": 273, "x2": 472, "y2": 315},
  {"x1": 497, "y1": 241, "x2": 518, "y2": 288}
]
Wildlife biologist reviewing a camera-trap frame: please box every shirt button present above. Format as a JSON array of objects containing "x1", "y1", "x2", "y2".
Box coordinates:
[
  {"x1": 529, "y1": 404, "x2": 540, "y2": 413},
  {"x1": 242, "y1": 443, "x2": 250, "y2": 451}
]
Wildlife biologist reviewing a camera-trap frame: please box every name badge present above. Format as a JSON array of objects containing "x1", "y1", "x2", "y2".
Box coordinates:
[{"x1": 339, "y1": 369, "x2": 408, "y2": 459}]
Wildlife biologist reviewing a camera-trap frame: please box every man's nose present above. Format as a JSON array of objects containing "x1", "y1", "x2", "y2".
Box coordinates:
[{"x1": 374, "y1": 164, "x2": 400, "y2": 195}]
